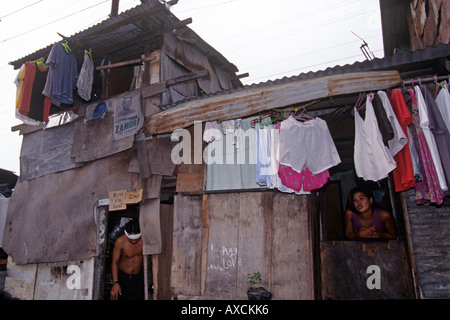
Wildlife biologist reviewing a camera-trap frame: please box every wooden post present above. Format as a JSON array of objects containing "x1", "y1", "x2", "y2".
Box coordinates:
[
  {"x1": 110, "y1": 0, "x2": 119, "y2": 17},
  {"x1": 399, "y1": 192, "x2": 422, "y2": 299}
]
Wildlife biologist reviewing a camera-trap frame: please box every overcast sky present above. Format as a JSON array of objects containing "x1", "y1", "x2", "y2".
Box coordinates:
[{"x1": 0, "y1": 0, "x2": 383, "y2": 174}]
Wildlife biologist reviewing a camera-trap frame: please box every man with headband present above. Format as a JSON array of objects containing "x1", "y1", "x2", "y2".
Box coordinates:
[{"x1": 110, "y1": 220, "x2": 144, "y2": 300}]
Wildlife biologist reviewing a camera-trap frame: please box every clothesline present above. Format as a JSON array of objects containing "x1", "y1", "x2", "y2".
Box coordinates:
[{"x1": 401, "y1": 75, "x2": 449, "y2": 87}]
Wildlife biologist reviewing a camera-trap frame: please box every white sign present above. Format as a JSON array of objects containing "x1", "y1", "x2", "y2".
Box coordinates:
[{"x1": 113, "y1": 92, "x2": 143, "y2": 141}]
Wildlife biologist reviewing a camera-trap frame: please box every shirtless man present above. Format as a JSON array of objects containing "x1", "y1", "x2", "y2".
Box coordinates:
[{"x1": 110, "y1": 220, "x2": 144, "y2": 300}]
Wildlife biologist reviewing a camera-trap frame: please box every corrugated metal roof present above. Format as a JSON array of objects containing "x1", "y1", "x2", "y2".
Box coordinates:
[
  {"x1": 158, "y1": 42, "x2": 450, "y2": 109},
  {"x1": 9, "y1": 0, "x2": 239, "y2": 74}
]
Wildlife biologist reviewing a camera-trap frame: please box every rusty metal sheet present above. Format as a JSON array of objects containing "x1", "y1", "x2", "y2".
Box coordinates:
[{"x1": 144, "y1": 70, "x2": 402, "y2": 135}]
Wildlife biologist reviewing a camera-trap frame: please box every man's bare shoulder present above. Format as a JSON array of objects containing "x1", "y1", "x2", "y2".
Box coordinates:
[{"x1": 114, "y1": 235, "x2": 127, "y2": 247}]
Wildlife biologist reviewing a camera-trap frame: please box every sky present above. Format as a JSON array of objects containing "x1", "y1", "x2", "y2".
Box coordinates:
[{"x1": 0, "y1": 0, "x2": 384, "y2": 174}]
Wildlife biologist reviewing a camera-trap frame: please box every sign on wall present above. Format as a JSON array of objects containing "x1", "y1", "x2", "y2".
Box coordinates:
[
  {"x1": 109, "y1": 189, "x2": 143, "y2": 211},
  {"x1": 113, "y1": 92, "x2": 143, "y2": 141}
]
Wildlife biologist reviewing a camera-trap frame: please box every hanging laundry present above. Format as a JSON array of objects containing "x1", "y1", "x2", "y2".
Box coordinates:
[
  {"x1": 255, "y1": 123, "x2": 310, "y2": 194},
  {"x1": 372, "y1": 93, "x2": 395, "y2": 146},
  {"x1": 221, "y1": 120, "x2": 235, "y2": 134},
  {"x1": 353, "y1": 94, "x2": 396, "y2": 182},
  {"x1": 16, "y1": 61, "x2": 52, "y2": 122},
  {"x1": 377, "y1": 90, "x2": 408, "y2": 157},
  {"x1": 203, "y1": 121, "x2": 222, "y2": 143},
  {"x1": 435, "y1": 82, "x2": 450, "y2": 131},
  {"x1": 43, "y1": 42, "x2": 78, "y2": 106},
  {"x1": 205, "y1": 117, "x2": 263, "y2": 191},
  {"x1": 255, "y1": 124, "x2": 274, "y2": 186},
  {"x1": 277, "y1": 165, "x2": 330, "y2": 192},
  {"x1": 14, "y1": 64, "x2": 40, "y2": 125},
  {"x1": 421, "y1": 85, "x2": 450, "y2": 191},
  {"x1": 388, "y1": 89, "x2": 416, "y2": 192},
  {"x1": 406, "y1": 88, "x2": 445, "y2": 205},
  {"x1": 279, "y1": 116, "x2": 341, "y2": 175},
  {"x1": 406, "y1": 125, "x2": 424, "y2": 181},
  {"x1": 415, "y1": 85, "x2": 448, "y2": 191},
  {"x1": 77, "y1": 50, "x2": 94, "y2": 101}
]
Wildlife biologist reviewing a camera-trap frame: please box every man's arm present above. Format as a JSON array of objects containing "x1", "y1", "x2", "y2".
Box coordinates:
[{"x1": 110, "y1": 238, "x2": 122, "y2": 300}]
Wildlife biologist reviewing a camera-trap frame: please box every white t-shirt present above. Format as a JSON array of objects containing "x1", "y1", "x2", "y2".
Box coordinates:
[{"x1": 354, "y1": 96, "x2": 397, "y2": 181}]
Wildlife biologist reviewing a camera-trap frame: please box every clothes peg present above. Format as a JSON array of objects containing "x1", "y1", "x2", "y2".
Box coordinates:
[
  {"x1": 85, "y1": 49, "x2": 93, "y2": 62},
  {"x1": 35, "y1": 57, "x2": 47, "y2": 69},
  {"x1": 62, "y1": 40, "x2": 71, "y2": 54}
]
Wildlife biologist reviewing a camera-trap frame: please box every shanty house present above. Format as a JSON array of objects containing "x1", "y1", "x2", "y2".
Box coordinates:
[{"x1": 2, "y1": 0, "x2": 450, "y2": 300}]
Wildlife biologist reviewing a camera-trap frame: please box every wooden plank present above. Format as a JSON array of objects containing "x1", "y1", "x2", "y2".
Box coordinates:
[
  {"x1": 320, "y1": 181, "x2": 345, "y2": 241},
  {"x1": 146, "y1": 138, "x2": 177, "y2": 176},
  {"x1": 271, "y1": 193, "x2": 314, "y2": 299},
  {"x1": 95, "y1": 56, "x2": 156, "y2": 71},
  {"x1": 71, "y1": 112, "x2": 134, "y2": 163},
  {"x1": 141, "y1": 69, "x2": 210, "y2": 98},
  {"x1": 156, "y1": 204, "x2": 174, "y2": 300},
  {"x1": 175, "y1": 173, "x2": 204, "y2": 193},
  {"x1": 137, "y1": 138, "x2": 151, "y2": 179},
  {"x1": 140, "y1": 198, "x2": 162, "y2": 255},
  {"x1": 171, "y1": 195, "x2": 203, "y2": 296},
  {"x1": 236, "y1": 192, "x2": 272, "y2": 299},
  {"x1": 320, "y1": 241, "x2": 415, "y2": 299},
  {"x1": 144, "y1": 70, "x2": 402, "y2": 135},
  {"x1": 205, "y1": 193, "x2": 240, "y2": 298},
  {"x1": 200, "y1": 194, "x2": 210, "y2": 296}
]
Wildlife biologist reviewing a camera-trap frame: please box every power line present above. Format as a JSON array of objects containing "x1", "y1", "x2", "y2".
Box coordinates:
[
  {"x1": 222, "y1": 7, "x2": 371, "y2": 54},
  {"x1": 245, "y1": 33, "x2": 381, "y2": 72},
  {"x1": 247, "y1": 48, "x2": 384, "y2": 83},
  {"x1": 0, "y1": 0, "x2": 110, "y2": 44},
  {"x1": 0, "y1": 0, "x2": 44, "y2": 20},
  {"x1": 212, "y1": 0, "x2": 363, "y2": 45}
]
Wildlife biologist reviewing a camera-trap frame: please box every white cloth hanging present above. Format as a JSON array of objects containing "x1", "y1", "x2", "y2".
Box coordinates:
[
  {"x1": 279, "y1": 116, "x2": 341, "y2": 175},
  {"x1": 354, "y1": 95, "x2": 396, "y2": 181},
  {"x1": 435, "y1": 84, "x2": 450, "y2": 132}
]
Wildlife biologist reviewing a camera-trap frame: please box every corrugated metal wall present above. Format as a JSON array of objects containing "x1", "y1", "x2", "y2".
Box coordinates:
[{"x1": 404, "y1": 189, "x2": 450, "y2": 298}]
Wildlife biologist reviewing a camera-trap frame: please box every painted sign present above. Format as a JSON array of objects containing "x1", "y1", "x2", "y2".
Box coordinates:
[
  {"x1": 113, "y1": 92, "x2": 143, "y2": 141},
  {"x1": 109, "y1": 189, "x2": 143, "y2": 211}
]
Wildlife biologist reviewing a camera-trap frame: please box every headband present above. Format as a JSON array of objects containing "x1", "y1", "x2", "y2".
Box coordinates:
[{"x1": 124, "y1": 230, "x2": 141, "y2": 240}]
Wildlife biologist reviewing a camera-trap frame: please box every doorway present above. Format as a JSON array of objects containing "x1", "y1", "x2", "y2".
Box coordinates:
[{"x1": 102, "y1": 204, "x2": 153, "y2": 300}]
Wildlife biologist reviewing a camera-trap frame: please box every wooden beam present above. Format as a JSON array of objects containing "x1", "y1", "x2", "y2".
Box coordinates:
[
  {"x1": 143, "y1": 70, "x2": 402, "y2": 136},
  {"x1": 141, "y1": 69, "x2": 209, "y2": 98},
  {"x1": 95, "y1": 56, "x2": 156, "y2": 71}
]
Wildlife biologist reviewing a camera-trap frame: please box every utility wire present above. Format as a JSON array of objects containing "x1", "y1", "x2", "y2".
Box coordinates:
[
  {"x1": 246, "y1": 33, "x2": 381, "y2": 71},
  {"x1": 0, "y1": 0, "x2": 44, "y2": 20},
  {"x1": 248, "y1": 48, "x2": 384, "y2": 83},
  {"x1": 213, "y1": 0, "x2": 362, "y2": 45},
  {"x1": 0, "y1": 0, "x2": 109, "y2": 43},
  {"x1": 222, "y1": 7, "x2": 371, "y2": 54}
]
